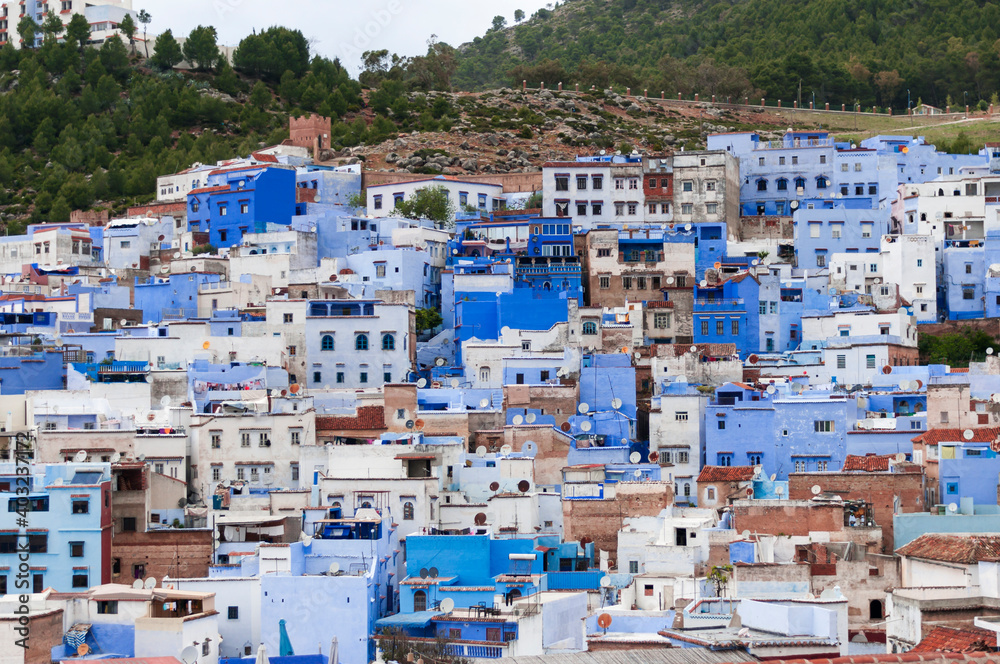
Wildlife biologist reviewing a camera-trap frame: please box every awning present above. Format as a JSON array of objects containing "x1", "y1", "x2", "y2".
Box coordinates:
[{"x1": 374, "y1": 610, "x2": 442, "y2": 630}]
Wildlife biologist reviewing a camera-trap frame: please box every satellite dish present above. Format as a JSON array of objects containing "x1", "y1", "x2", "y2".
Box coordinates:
[
  {"x1": 517, "y1": 479, "x2": 531, "y2": 493},
  {"x1": 417, "y1": 378, "x2": 427, "y2": 388},
  {"x1": 581, "y1": 421, "x2": 592, "y2": 432},
  {"x1": 414, "y1": 419, "x2": 425, "y2": 430},
  {"x1": 450, "y1": 378, "x2": 459, "y2": 388},
  {"x1": 144, "y1": 577, "x2": 157, "y2": 589},
  {"x1": 611, "y1": 398, "x2": 623, "y2": 410},
  {"x1": 137, "y1": 454, "x2": 146, "y2": 463},
  {"x1": 440, "y1": 598, "x2": 455, "y2": 613},
  {"x1": 666, "y1": 276, "x2": 674, "y2": 284},
  {"x1": 419, "y1": 568, "x2": 429, "y2": 579},
  {"x1": 489, "y1": 481, "x2": 500, "y2": 492},
  {"x1": 474, "y1": 512, "x2": 487, "y2": 526},
  {"x1": 597, "y1": 613, "x2": 613, "y2": 629},
  {"x1": 328, "y1": 562, "x2": 340, "y2": 574},
  {"x1": 578, "y1": 403, "x2": 589, "y2": 414},
  {"x1": 560, "y1": 421, "x2": 571, "y2": 432},
  {"x1": 775, "y1": 485, "x2": 784, "y2": 496},
  {"x1": 811, "y1": 485, "x2": 822, "y2": 495},
  {"x1": 500, "y1": 444, "x2": 513, "y2": 455},
  {"x1": 770, "y1": 473, "x2": 777, "y2": 482},
  {"x1": 895, "y1": 452, "x2": 906, "y2": 462},
  {"x1": 160, "y1": 395, "x2": 172, "y2": 407},
  {"x1": 111, "y1": 452, "x2": 121, "y2": 463},
  {"x1": 180, "y1": 646, "x2": 200, "y2": 664},
  {"x1": 791, "y1": 383, "x2": 804, "y2": 394},
  {"x1": 684, "y1": 223, "x2": 692, "y2": 231},
  {"x1": 676, "y1": 374, "x2": 687, "y2": 383},
  {"x1": 513, "y1": 414, "x2": 524, "y2": 425},
  {"x1": 990, "y1": 348, "x2": 996, "y2": 356},
  {"x1": 202, "y1": 341, "x2": 210, "y2": 350},
  {"x1": 479, "y1": 398, "x2": 490, "y2": 408},
  {"x1": 405, "y1": 420, "x2": 415, "y2": 429},
  {"x1": 77, "y1": 644, "x2": 91, "y2": 657},
  {"x1": 964, "y1": 429, "x2": 975, "y2": 440},
  {"x1": 689, "y1": 346, "x2": 698, "y2": 354},
  {"x1": 742, "y1": 530, "x2": 751, "y2": 539},
  {"x1": 600, "y1": 576, "x2": 612, "y2": 588},
  {"x1": 648, "y1": 450, "x2": 660, "y2": 463},
  {"x1": 948, "y1": 502, "x2": 958, "y2": 513},
  {"x1": 428, "y1": 567, "x2": 439, "y2": 578},
  {"x1": 73, "y1": 450, "x2": 87, "y2": 463},
  {"x1": 476, "y1": 445, "x2": 487, "y2": 457},
  {"x1": 526, "y1": 413, "x2": 537, "y2": 424},
  {"x1": 766, "y1": 385, "x2": 776, "y2": 395},
  {"x1": 435, "y1": 357, "x2": 446, "y2": 367},
  {"x1": 700, "y1": 280, "x2": 708, "y2": 287},
  {"x1": 132, "y1": 579, "x2": 144, "y2": 589},
  {"x1": 629, "y1": 451, "x2": 641, "y2": 463}
]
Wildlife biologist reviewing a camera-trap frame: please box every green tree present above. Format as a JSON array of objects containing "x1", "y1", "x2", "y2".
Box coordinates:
[
  {"x1": 415, "y1": 308, "x2": 444, "y2": 335},
  {"x1": 137, "y1": 9, "x2": 151, "y2": 58},
  {"x1": 119, "y1": 13, "x2": 137, "y2": 55},
  {"x1": 40, "y1": 11, "x2": 64, "y2": 44},
  {"x1": 393, "y1": 185, "x2": 456, "y2": 226},
  {"x1": 17, "y1": 16, "x2": 39, "y2": 49},
  {"x1": 514, "y1": 9, "x2": 526, "y2": 23},
  {"x1": 491, "y1": 15, "x2": 507, "y2": 32},
  {"x1": 233, "y1": 26, "x2": 309, "y2": 81},
  {"x1": 707, "y1": 565, "x2": 733, "y2": 598},
  {"x1": 49, "y1": 196, "x2": 71, "y2": 222},
  {"x1": 249, "y1": 80, "x2": 271, "y2": 110},
  {"x1": 150, "y1": 29, "x2": 183, "y2": 70},
  {"x1": 183, "y1": 25, "x2": 220, "y2": 71},
  {"x1": 65, "y1": 14, "x2": 91, "y2": 55}
]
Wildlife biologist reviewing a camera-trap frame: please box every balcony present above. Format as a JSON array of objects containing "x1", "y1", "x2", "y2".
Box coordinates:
[
  {"x1": 695, "y1": 298, "x2": 744, "y2": 310},
  {"x1": 620, "y1": 251, "x2": 665, "y2": 263}
]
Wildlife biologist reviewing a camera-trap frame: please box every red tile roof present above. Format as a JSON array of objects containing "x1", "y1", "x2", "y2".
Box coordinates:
[
  {"x1": 189, "y1": 185, "x2": 231, "y2": 196},
  {"x1": 842, "y1": 454, "x2": 893, "y2": 472},
  {"x1": 913, "y1": 627, "x2": 997, "y2": 653},
  {"x1": 251, "y1": 152, "x2": 279, "y2": 163},
  {"x1": 911, "y1": 427, "x2": 1000, "y2": 445},
  {"x1": 697, "y1": 466, "x2": 756, "y2": 482},
  {"x1": 316, "y1": 405, "x2": 386, "y2": 432},
  {"x1": 896, "y1": 534, "x2": 1000, "y2": 564}
]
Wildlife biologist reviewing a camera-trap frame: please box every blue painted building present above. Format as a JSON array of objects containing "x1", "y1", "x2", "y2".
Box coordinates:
[
  {"x1": 187, "y1": 165, "x2": 297, "y2": 249},
  {"x1": 860, "y1": 135, "x2": 987, "y2": 186},
  {"x1": 942, "y1": 239, "x2": 986, "y2": 319},
  {"x1": 0, "y1": 351, "x2": 64, "y2": 394},
  {"x1": 454, "y1": 288, "x2": 571, "y2": 365},
  {"x1": 133, "y1": 272, "x2": 223, "y2": 323},
  {"x1": 693, "y1": 272, "x2": 760, "y2": 357},
  {"x1": 938, "y1": 437, "x2": 1000, "y2": 507},
  {"x1": 0, "y1": 462, "x2": 111, "y2": 593},
  {"x1": 793, "y1": 207, "x2": 889, "y2": 271}
]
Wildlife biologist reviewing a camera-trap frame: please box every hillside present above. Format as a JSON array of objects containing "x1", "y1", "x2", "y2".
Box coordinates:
[{"x1": 453, "y1": 0, "x2": 1000, "y2": 110}]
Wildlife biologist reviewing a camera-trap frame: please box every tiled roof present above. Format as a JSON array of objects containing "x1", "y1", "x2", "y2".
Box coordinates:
[
  {"x1": 316, "y1": 405, "x2": 386, "y2": 432},
  {"x1": 189, "y1": 185, "x2": 231, "y2": 196},
  {"x1": 896, "y1": 534, "x2": 1000, "y2": 564},
  {"x1": 911, "y1": 427, "x2": 1000, "y2": 445},
  {"x1": 251, "y1": 152, "x2": 279, "y2": 163},
  {"x1": 913, "y1": 627, "x2": 997, "y2": 653},
  {"x1": 842, "y1": 454, "x2": 893, "y2": 472},
  {"x1": 697, "y1": 466, "x2": 756, "y2": 482}
]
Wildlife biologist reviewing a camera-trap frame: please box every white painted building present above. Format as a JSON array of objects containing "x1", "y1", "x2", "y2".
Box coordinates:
[
  {"x1": 103, "y1": 217, "x2": 174, "y2": 270},
  {"x1": 367, "y1": 177, "x2": 503, "y2": 220},
  {"x1": 647, "y1": 388, "x2": 707, "y2": 502},
  {"x1": 880, "y1": 234, "x2": 938, "y2": 322},
  {"x1": 617, "y1": 506, "x2": 718, "y2": 578},
  {"x1": 541, "y1": 158, "x2": 644, "y2": 227}
]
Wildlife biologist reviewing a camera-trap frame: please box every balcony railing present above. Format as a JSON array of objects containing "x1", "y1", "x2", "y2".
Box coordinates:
[{"x1": 695, "y1": 298, "x2": 744, "y2": 309}]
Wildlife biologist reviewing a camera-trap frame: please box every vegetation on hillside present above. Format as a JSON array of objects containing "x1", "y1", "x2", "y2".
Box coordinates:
[
  {"x1": 452, "y1": 0, "x2": 1000, "y2": 109},
  {"x1": 919, "y1": 327, "x2": 1000, "y2": 367}
]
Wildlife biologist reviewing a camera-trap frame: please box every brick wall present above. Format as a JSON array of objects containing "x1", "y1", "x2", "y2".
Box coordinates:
[
  {"x1": 112, "y1": 529, "x2": 214, "y2": 582},
  {"x1": 562, "y1": 482, "x2": 673, "y2": 567},
  {"x1": 361, "y1": 171, "x2": 542, "y2": 193},
  {"x1": 289, "y1": 114, "x2": 332, "y2": 151},
  {"x1": 787, "y1": 470, "x2": 924, "y2": 550},
  {"x1": 19, "y1": 610, "x2": 64, "y2": 664},
  {"x1": 732, "y1": 501, "x2": 844, "y2": 537}
]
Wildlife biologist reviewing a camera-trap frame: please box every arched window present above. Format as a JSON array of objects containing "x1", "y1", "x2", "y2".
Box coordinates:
[
  {"x1": 683, "y1": 483, "x2": 691, "y2": 496},
  {"x1": 914, "y1": 402, "x2": 924, "y2": 413},
  {"x1": 816, "y1": 176, "x2": 829, "y2": 189},
  {"x1": 756, "y1": 179, "x2": 768, "y2": 192},
  {"x1": 381, "y1": 333, "x2": 395, "y2": 351},
  {"x1": 795, "y1": 177, "x2": 807, "y2": 190},
  {"x1": 321, "y1": 335, "x2": 334, "y2": 351},
  {"x1": 938, "y1": 188, "x2": 944, "y2": 196},
  {"x1": 776, "y1": 178, "x2": 788, "y2": 191},
  {"x1": 870, "y1": 599, "x2": 884, "y2": 620},
  {"x1": 582, "y1": 321, "x2": 598, "y2": 335},
  {"x1": 479, "y1": 366, "x2": 490, "y2": 383},
  {"x1": 505, "y1": 588, "x2": 522, "y2": 606},
  {"x1": 355, "y1": 334, "x2": 369, "y2": 351},
  {"x1": 403, "y1": 502, "x2": 414, "y2": 520},
  {"x1": 361, "y1": 500, "x2": 372, "y2": 509},
  {"x1": 414, "y1": 590, "x2": 427, "y2": 612}
]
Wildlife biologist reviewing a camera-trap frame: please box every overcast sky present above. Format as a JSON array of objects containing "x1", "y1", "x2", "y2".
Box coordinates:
[{"x1": 135, "y1": 0, "x2": 553, "y2": 72}]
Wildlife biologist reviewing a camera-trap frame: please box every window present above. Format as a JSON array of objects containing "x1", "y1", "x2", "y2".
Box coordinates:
[
  {"x1": 615, "y1": 202, "x2": 625, "y2": 216},
  {"x1": 759, "y1": 301, "x2": 768, "y2": 315},
  {"x1": 592, "y1": 175, "x2": 603, "y2": 189},
  {"x1": 355, "y1": 334, "x2": 369, "y2": 350},
  {"x1": 837, "y1": 354, "x2": 846, "y2": 369},
  {"x1": 758, "y1": 157, "x2": 766, "y2": 166},
  {"x1": 336, "y1": 372, "x2": 345, "y2": 384},
  {"x1": 120, "y1": 240, "x2": 131, "y2": 249},
  {"x1": 382, "y1": 333, "x2": 395, "y2": 351},
  {"x1": 682, "y1": 181, "x2": 693, "y2": 192},
  {"x1": 240, "y1": 203, "x2": 249, "y2": 214},
  {"x1": 403, "y1": 502, "x2": 414, "y2": 520},
  {"x1": 72, "y1": 500, "x2": 89, "y2": 514},
  {"x1": 228, "y1": 606, "x2": 239, "y2": 620},
  {"x1": 219, "y1": 205, "x2": 228, "y2": 216},
  {"x1": 814, "y1": 420, "x2": 834, "y2": 432},
  {"x1": 629, "y1": 178, "x2": 639, "y2": 190},
  {"x1": 599, "y1": 276, "x2": 610, "y2": 289},
  {"x1": 756, "y1": 179, "x2": 767, "y2": 191},
  {"x1": 321, "y1": 335, "x2": 334, "y2": 351},
  {"x1": 555, "y1": 176, "x2": 569, "y2": 191},
  {"x1": 414, "y1": 590, "x2": 427, "y2": 612},
  {"x1": 718, "y1": 420, "x2": 726, "y2": 430},
  {"x1": 290, "y1": 430, "x2": 301, "y2": 446},
  {"x1": 578, "y1": 203, "x2": 588, "y2": 216},
  {"x1": 212, "y1": 467, "x2": 221, "y2": 481},
  {"x1": 706, "y1": 203, "x2": 718, "y2": 215},
  {"x1": 716, "y1": 320, "x2": 724, "y2": 335},
  {"x1": 241, "y1": 432, "x2": 251, "y2": 447},
  {"x1": 718, "y1": 455, "x2": 732, "y2": 466},
  {"x1": 628, "y1": 202, "x2": 638, "y2": 215},
  {"x1": 654, "y1": 313, "x2": 669, "y2": 329},
  {"x1": 749, "y1": 454, "x2": 762, "y2": 466},
  {"x1": 622, "y1": 276, "x2": 632, "y2": 289},
  {"x1": 675, "y1": 412, "x2": 689, "y2": 422},
  {"x1": 72, "y1": 572, "x2": 88, "y2": 588},
  {"x1": 629, "y1": 560, "x2": 639, "y2": 574},
  {"x1": 706, "y1": 180, "x2": 716, "y2": 191},
  {"x1": 283, "y1": 313, "x2": 293, "y2": 324},
  {"x1": 816, "y1": 254, "x2": 826, "y2": 267},
  {"x1": 259, "y1": 432, "x2": 270, "y2": 447},
  {"x1": 816, "y1": 176, "x2": 829, "y2": 189},
  {"x1": 97, "y1": 600, "x2": 118, "y2": 615},
  {"x1": 70, "y1": 542, "x2": 84, "y2": 557},
  {"x1": 576, "y1": 175, "x2": 587, "y2": 189},
  {"x1": 313, "y1": 371, "x2": 322, "y2": 384},
  {"x1": 681, "y1": 203, "x2": 693, "y2": 214},
  {"x1": 237, "y1": 468, "x2": 245, "y2": 480},
  {"x1": 964, "y1": 287, "x2": 975, "y2": 300},
  {"x1": 866, "y1": 354, "x2": 876, "y2": 369},
  {"x1": 360, "y1": 372, "x2": 368, "y2": 384},
  {"x1": 373, "y1": 195, "x2": 383, "y2": 210},
  {"x1": 701, "y1": 320, "x2": 709, "y2": 335},
  {"x1": 731, "y1": 319, "x2": 739, "y2": 335},
  {"x1": 592, "y1": 202, "x2": 603, "y2": 215},
  {"x1": 678, "y1": 451, "x2": 689, "y2": 464},
  {"x1": 582, "y1": 321, "x2": 598, "y2": 335},
  {"x1": 795, "y1": 461, "x2": 805, "y2": 472},
  {"x1": 122, "y1": 517, "x2": 136, "y2": 532}
]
